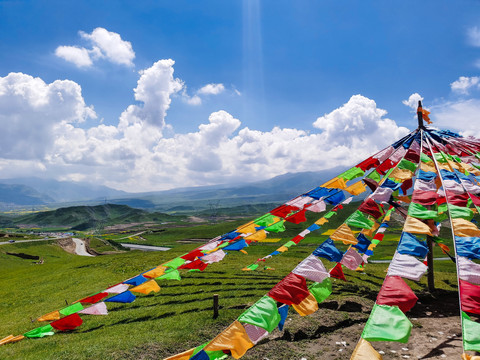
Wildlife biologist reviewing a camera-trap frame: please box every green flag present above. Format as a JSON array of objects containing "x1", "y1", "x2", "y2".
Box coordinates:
[
  {"x1": 462, "y1": 311, "x2": 480, "y2": 351},
  {"x1": 407, "y1": 203, "x2": 438, "y2": 220},
  {"x1": 324, "y1": 211, "x2": 337, "y2": 219},
  {"x1": 265, "y1": 220, "x2": 286, "y2": 233},
  {"x1": 163, "y1": 256, "x2": 186, "y2": 269},
  {"x1": 346, "y1": 210, "x2": 374, "y2": 229},
  {"x1": 397, "y1": 159, "x2": 417, "y2": 173},
  {"x1": 361, "y1": 304, "x2": 412, "y2": 343},
  {"x1": 448, "y1": 204, "x2": 474, "y2": 220},
  {"x1": 254, "y1": 214, "x2": 278, "y2": 227},
  {"x1": 420, "y1": 153, "x2": 433, "y2": 163},
  {"x1": 339, "y1": 167, "x2": 365, "y2": 181},
  {"x1": 247, "y1": 263, "x2": 259, "y2": 271},
  {"x1": 367, "y1": 170, "x2": 381, "y2": 182},
  {"x1": 283, "y1": 240, "x2": 296, "y2": 248},
  {"x1": 156, "y1": 269, "x2": 181, "y2": 281},
  {"x1": 24, "y1": 324, "x2": 55, "y2": 338},
  {"x1": 238, "y1": 296, "x2": 281, "y2": 332},
  {"x1": 309, "y1": 278, "x2": 332, "y2": 304},
  {"x1": 60, "y1": 302, "x2": 84, "y2": 316}
]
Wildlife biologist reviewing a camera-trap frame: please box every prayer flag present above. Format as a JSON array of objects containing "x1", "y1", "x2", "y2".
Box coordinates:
[
  {"x1": 79, "y1": 292, "x2": 109, "y2": 304},
  {"x1": 351, "y1": 338, "x2": 383, "y2": 360},
  {"x1": 60, "y1": 302, "x2": 84, "y2": 316},
  {"x1": 387, "y1": 252, "x2": 428, "y2": 281},
  {"x1": 201, "y1": 250, "x2": 226, "y2": 264},
  {"x1": 267, "y1": 273, "x2": 310, "y2": 305},
  {"x1": 455, "y1": 236, "x2": 480, "y2": 259},
  {"x1": 264, "y1": 220, "x2": 286, "y2": 233},
  {"x1": 143, "y1": 266, "x2": 167, "y2": 279},
  {"x1": 105, "y1": 291, "x2": 136, "y2": 303},
  {"x1": 164, "y1": 348, "x2": 195, "y2": 360},
  {"x1": 313, "y1": 239, "x2": 344, "y2": 262},
  {"x1": 51, "y1": 313, "x2": 83, "y2": 331},
  {"x1": 361, "y1": 304, "x2": 412, "y2": 343},
  {"x1": 403, "y1": 216, "x2": 433, "y2": 236},
  {"x1": 353, "y1": 233, "x2": 371, "y2": 254},
  {"x1": 37, "y1": 310, "x2": 60, "y2": 322},
  {"x1": 453, "y1": 218, "x2": 480, "y2": 237},
  {"x1": 358, "y1": 199, "x2": 384, "y2": 219},
  {"x1": 157, "y1": 269, "x2": 181, "y2": 280},
  {"x1": 24, "y1": 324, "x2": 55, "y2": 338},
  {"x1": 105, "y1": 283, "x2": 130, "y2": 294},
  {"x1": 285, "y1": 209, "x2": 307, "y2": 224},
  {"x1": 79, "y1": 302, "x2": 108, "y2": 315},
  {"x1": 345, "y1": 181, "x2": 367, "y2": 195},
  {"x1": 376, "y1": 276, "x2": 418, "y2": 313},
  {"x1": 163, "y1": 257, "x2": 186, "y2": 269},
  {"x1": 277, "y1": 305, "x2": 289, "y2": 331},
  {"x1": 346, "y1": 210, "x2": 374, "y2": 229},
  {"x1": 130, "y1": 279, "x2": 160, "y2": 294},
  {"x1": 243, "y1": 324, "x2": 269, "y2": 345},
  {"x1": 462, "y1": 311, "x2": 480, "y2": 351},
  {"x1": 309, "y1": 278, "x2": 332, "y2": 303},
  {"x1": 203, "y1": 321, "x2": 254, "y2": 359},
  {"x1": 244, "y1": 230, "x2": 267, "y2": 241},
  {"x1": 322, "y1": 177, "x2": 347, "y2": 190},
  {"x1": 329, "y1": 263, "x2": 347, "y2": 281},
  {"x1": 460, "y1": 279, "x2": 480, "y2": 315},
  {"x1": 458, "y1": 256, "x2": 480, "y2": 285},
  {"x1": 292, "y1": 255, "x2": 330, "y2": 283},
  {"x1": 238, "y1": 296, "x2": 281, "y2": 332},
  {"x1": 124, "y1": 275, "x2": 148, "y2": 286},
  {"x1": 397, "y1": 232, "x2": 428, "y2": 258},
  {"x1": 292, "y1": 292, "x2": 319, "y2": 316},
  {"x1": 330, "y1": 224, "x2": 358, "y2": 245},
  {"x1": 341, "y1": 248, "x2": 364, "y2": 270},
  {"x1": 0, "y1": 335, "x2": 24, "y2": 346}
]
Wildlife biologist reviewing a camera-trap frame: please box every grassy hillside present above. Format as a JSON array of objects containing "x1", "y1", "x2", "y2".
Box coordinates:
[
  {"x1": 8, "y1": 204, "x2": 185, "y2": 230},
  {"x1": 0, "y1": 229, "x2": 457, "y2": 360}
]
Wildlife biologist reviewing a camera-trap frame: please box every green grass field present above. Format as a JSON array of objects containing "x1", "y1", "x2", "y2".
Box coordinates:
[{"x1": 0, "y1": 215, "x2": 459, "y2": 360}]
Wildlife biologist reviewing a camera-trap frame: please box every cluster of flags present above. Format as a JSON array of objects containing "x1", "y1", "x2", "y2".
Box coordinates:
[{"x1": 3, "y1": 115, "x2": 480, "y2": 359}]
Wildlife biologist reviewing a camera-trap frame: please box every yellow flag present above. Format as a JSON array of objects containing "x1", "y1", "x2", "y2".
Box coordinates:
[
  {"x1": 37, "y1": 310, "x2": 60, "y2": 322},
  {"x1": 292, "y1": 292, "x2": 318, "y2": 316},
  {"x1": 330, "y1": 224, "x2": 358, "y2": 245},
  {"x1": 420, "y1": 162, "x2": 437, "y2": 173},
  {"x1": 350, "y1": 338, "x2": 383, "y2": 359},
  {"x1": 237, "y1": 223, "x2": 257, "y2": 234},
  {"x1": 0, "y1": 335, "x2": 24, "y2": 346},
  {"x1": 315, "y1": 218, "x2": 329, "y2": 225},
  {"x1": 204, "y1": 320, "x2": 254, "y2": 359},
  {"x1": 130, "y1": 280, "x2": 160, "y2": 295},
  {"x1": 345, "y1": 181, "x2": 367, "y2": 196},
  {"x1": 453, "y1": 218, "x2": 480, "y2": 237},
  {"x1": 164, "y1": 348, "x2": 195, "y2": 360},
  {"x1": 389, "y1": 168, "x2": 414, "y2": 181},
  {"x1": 322, "y1": 177, "x2": 347, "y2": 190},
  {"x1": 404, "y1": 216, "x2": 433, "y2": 236},
  {"x1": 277, "y1": 246, "x2": 289, "y2": 253},
  {"x1": 244, "y1": 229, "x2": 267, "y2": 241},
  {"x1": 143, "y1": 266, "x2": 167, "y2": 279}
]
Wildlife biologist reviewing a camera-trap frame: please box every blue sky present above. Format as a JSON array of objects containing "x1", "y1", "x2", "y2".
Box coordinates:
[{"x1": 1, "y1": 1, "x2": 480, "y2": 191}]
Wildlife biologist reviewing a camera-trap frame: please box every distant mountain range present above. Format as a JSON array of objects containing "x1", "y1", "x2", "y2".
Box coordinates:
[
  {"x1": 0, "y1": 167, "x2": 346, "y2": 212},
  {"x1": 0, "y1": 204, "x2": 184, "y2": 230}
]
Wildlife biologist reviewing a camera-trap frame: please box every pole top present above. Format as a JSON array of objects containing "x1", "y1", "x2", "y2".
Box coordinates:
[{"x1": 417, "y1": 100, "x2": 425, "y2": 129}]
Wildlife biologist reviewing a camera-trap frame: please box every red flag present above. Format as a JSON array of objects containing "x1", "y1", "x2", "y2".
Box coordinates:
[
  {"x1": 51, "y1": 313, "x2": 83, "y2": 331},
  {"x1": 178, "y1": 259, "x2": 208, "y2": 271},
  {"x1": 79, "y1": 292, "x2": 109, "y2": 304},
  {"x1": 412, "y1": 190, "x2": 438, "y2": 206},
  {"x1": 329, "y1": 263, "x2": 347, "y2": 281},
  {"x1": 267, "y1": 273, "x2": 310, "y2": 305},
  {"x1": 270, "y1": 205, "x2": 299, "y2": 218},
  {"x1": 357, "y1": 157, "x2": 379, "y2": 171},
  {"x1": 291, "y1": 235, "x2": 304, "y2": 244},
  {"x1": 376, "y1": 276, "x2": 418, "y2": 313},
  {"x1": 460, "y1": 279, "x2": 480, "y2": 315},
  {"x1": 285, "y1": 209, "x2": 307, "y2": 224},
  {"x1": 181, "y1": 249, "x2": 204, "y2": 261},
  {"x1": 358, "y1": 199, "x2": 383, "y2": 219}
]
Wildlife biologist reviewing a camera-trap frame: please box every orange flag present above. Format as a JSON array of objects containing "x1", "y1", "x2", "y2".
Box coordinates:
[
  {"x1": 345, "y1": 181, "x2": 367, "y2": 196},
  {"x1": 404, "y1": 216, "x2": 433, "y2": 236},
  {"x1": 0, "y1": 335, "x2": 24, "y2": 346},
  {"x1": 322, "y1": 177, "x2": 347, "y2": 190},
  {"x1": 130, "y1": 280, "x2": 160, "y2": 295},
  {"x1": 244, "y1": 229, "x2": 267, "y2": 241},
  {"x1": 330, "y1": 224, "x2": 358, "y2": 245},
  {"x1": 422, "y1": 109, "x2": 432, "y2": 124},
  {"x1": 292, "y1": 292, "x2": 319, "y2": 316},
  {"x1": 351, "y1": 338, "x2": 383, "y2": 359},
  {"x1": 143, "y1": 266, "x2": 167, "y2": 279},
  {"x1": 203, "y1": 320, "x2": 254, "y2": 359},
  {"x1": 37, "y1": 310, "x2": 61, "y2": 322}
]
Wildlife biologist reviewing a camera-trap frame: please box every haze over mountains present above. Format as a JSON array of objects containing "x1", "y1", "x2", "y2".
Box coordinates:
[{"x1": 0, "y1": 167, "x2": 345, "y2": 212}]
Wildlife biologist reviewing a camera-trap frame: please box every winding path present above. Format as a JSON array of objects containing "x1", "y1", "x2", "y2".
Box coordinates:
[{"x1": 72, "y1": 238, "x2": 94, "y2": 257}]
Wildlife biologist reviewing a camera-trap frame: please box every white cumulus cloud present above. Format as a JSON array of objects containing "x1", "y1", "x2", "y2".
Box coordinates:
[
  {"x1": 451, "y1": 76, "x2": 480, "y2": 94},
  {"x1": 55, "y1": 27, "x2": 135, "y2": 68},
  {"x1": 55, "y1": 46, "x2": 93, "y2": 68},
  {"x1": 119, "y1": 59, "x2": 183, "y2": 128},
  {"x1": 0, "y1": 66, "x2": 410, "y2": 192},
  {"x1": 197, "y1": 83, "x2": 225, "y2": 95},
  {"x1": 402, "y1": 93, "x2": 424, "y2": 110}
]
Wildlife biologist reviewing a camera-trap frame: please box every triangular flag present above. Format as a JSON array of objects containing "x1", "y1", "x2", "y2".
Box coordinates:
[
  {"x1": 79, "y1": 302, "x2": 108, "y2": 315},
  {"x1": 361, "y1": 304, "x2": 412, "y2": 343},
  {"x1": 37, "y1": 310, "x2": 61, "y2": 322},
  {"x1": 130, "y1": 279, "x2": 160, "y2": 295},
  {"x1": 329, "y1": 263, "x2": 346, "y2": 281},
  {"x1": 330, "y1": 224, "x2": 358, "y2": 245},
  {"x1": 51, "y1": 313, "x2": 83, "y2": 331},
  {"x1": 351, "y1": 338, "x2": 383, "y2": 359},
  {"x1": 203, "y1": 321, "x2": 254, "y2": 359},
  {"x1": 292, "y1": 292, "x2": 318, "y2": 316},
  {"x1": 376, "y1": 276, "x2": 418, "y2": 313}
]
